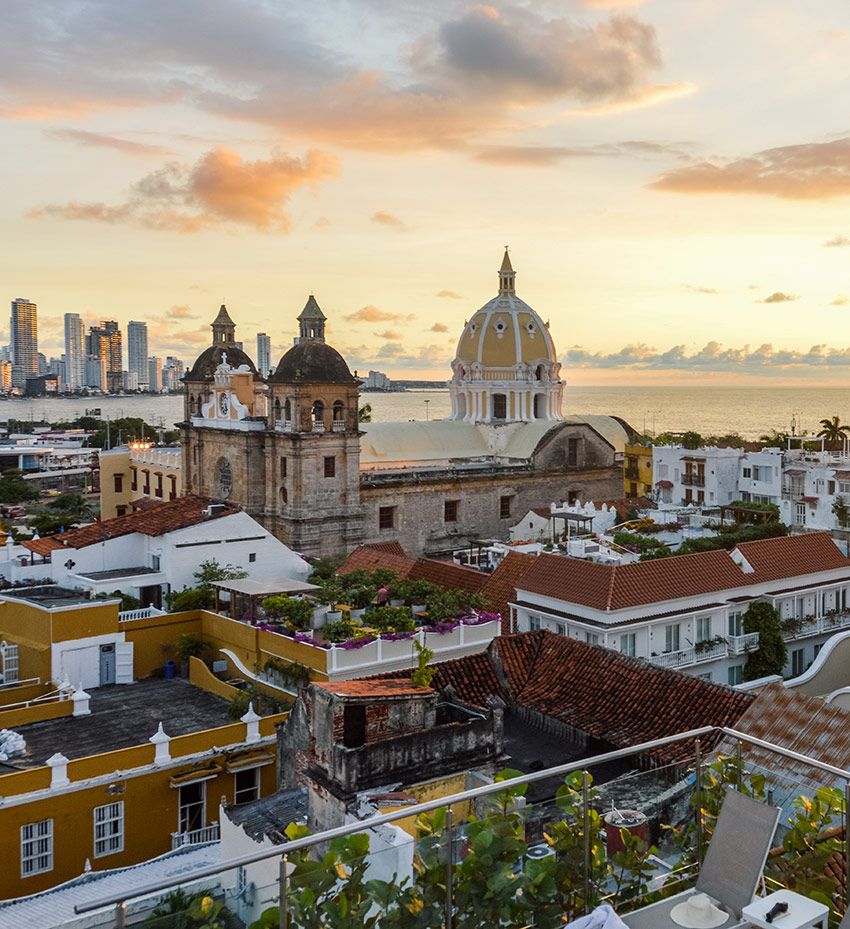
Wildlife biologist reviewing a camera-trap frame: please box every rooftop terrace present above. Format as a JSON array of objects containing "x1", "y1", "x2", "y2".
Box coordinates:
[
  {"x1": 4, "y1": 678, "x2": 233, "y2": 768},
  {"x1": 0, "y1": 584, "x2": 105, "y2": 609}
]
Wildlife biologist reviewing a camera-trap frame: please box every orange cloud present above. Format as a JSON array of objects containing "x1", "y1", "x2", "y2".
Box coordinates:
[
  {"x1": 28, "y1": 146, "x2": 339, "y2": 233},
  {"x1": 759, "y1": 292, "x2": 799, "y2": 304},
  {"x1": 371, "y1": 210, "x2": 408, "y2": 231},
  {"x1": 344, "y1": 305, "x2": 416, "y2": 324},
  {"x1": 431, "y1": 322, "x2": 450, "y2": 332},
  {"x1": 376, "y1": 329, "x2": 403, "y2": 341},
  {"x1": 436, "y1": 290, "x2": 462, "y2": 300},
  {"x1": 651, "y1": 138, "x2": 850, "y2": 200},
  {"x1": 825, "y1": 235, "x2": 850, "y2": 247}
]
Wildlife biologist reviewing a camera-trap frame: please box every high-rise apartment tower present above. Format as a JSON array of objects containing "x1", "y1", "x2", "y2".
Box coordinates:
[
  {"x1": 127, "y1": 321, "x2": 148, "y2": 389},
  {"x1": 63, "y1": 313, "x2": 85, "y2": 391}
]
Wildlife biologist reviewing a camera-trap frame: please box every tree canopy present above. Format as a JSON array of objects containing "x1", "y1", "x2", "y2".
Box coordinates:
[{"x1": 743, "y1": 602, "x2": 787, "y2": 681}]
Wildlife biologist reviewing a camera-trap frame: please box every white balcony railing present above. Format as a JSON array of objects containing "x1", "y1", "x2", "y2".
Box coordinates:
[
  {"x1": 650, "y1": 640, "x2": 728, "y2": 670},
  {"x1": 312, "y1": 422, "x2": 325, "y2": 433},
  {"x1": 332, "y1": 420, "x2": 345, "y2": 432},
  {"x1": 782, "y1": 611, "x2": 850, "y2": 640},
  {"x1": 728, "y1": 632, "x2": 760, "y2": 655},
  {"x1": 171, "y1": 822, "x2": 220, "y2": 849},
  {"x1": 119, "y1": 606, "x2": 167, "y2": 622}
]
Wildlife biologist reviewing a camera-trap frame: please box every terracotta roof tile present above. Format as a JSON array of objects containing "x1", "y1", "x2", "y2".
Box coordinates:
[
  {"x1": 430, "y1": 631, "x2": 753, "y2": 764},
  {"x1": 407, "y1": 558, "x2": 488, "y2": 595},
  {"x1": 22, "y1": 496, "x2": 239, "y2": 554},
  {"x1": 482, "y1": 552, "x2": 537, "y2": 628},
  {"x1": 338, "y1": 544, "x2": 415, "y2": 578},
  {"x1": 517, "y1": 534, "x2": 850, "y2": 612}
]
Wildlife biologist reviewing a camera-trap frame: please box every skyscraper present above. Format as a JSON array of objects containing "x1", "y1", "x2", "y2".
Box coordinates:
[
  {"x1": 148, "y1": 356, "x2": 163, "y2": 392},
  {"x1": 127, "y1": 321, "x2": 148, "y2": 389},
  {"x1": 257, "y1": 332, "x2": 271, "y2": 376},
  {"x1": 10, "y1": 298, "x2": 38, "y2": 387},
  {"x1": 88, "y1": 321, "x2": 122, "y2": 393},
  {"x1": 64, "y1": 313, "x2": 85, "y2": 391}
]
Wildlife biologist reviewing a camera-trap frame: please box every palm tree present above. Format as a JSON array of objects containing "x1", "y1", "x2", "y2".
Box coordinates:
[
  {"x1": 759, "y1": 429, "x2": 788, "y2": 446},
  {"x1": 358, "y1": 403, "x2": 372, "y2": 423},
  {"x1": 817, "y1": 415, "x2": 850, "y2": 444}
]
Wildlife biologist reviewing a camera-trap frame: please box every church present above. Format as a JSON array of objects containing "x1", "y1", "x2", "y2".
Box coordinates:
[{"x1": 179, "y1": 252, "x2": 631, "y2": 557}]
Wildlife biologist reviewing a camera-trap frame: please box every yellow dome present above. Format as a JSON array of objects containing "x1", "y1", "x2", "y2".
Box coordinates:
[{"x1": 455, "y1": 294, "x2": 556, "y2": 367}]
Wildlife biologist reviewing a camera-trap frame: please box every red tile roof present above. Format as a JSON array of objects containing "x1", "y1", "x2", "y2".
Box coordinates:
[
  {"x1": 22, "y1": 496, "x2": 239, "y2": 554},
  {"x1": 314, "y1": 679, "x2": 432, "y2": 698},
  {"x1": 517, "y1": 533, "x2": 850, "y2": 612},
  {"x1": 482, "y1": 552, "x2": 537, "y2": 629},
  {"x1": 338, "y1": 544, "x2": 488, "y2": 595},
  {"x1": 338, "y1": 543, "x2": 415, "y2": 578},
  {"x1": 431, "y1": 631, "x2": 754, "y2": 764},
  {"x1": 407, "y1": 558, "x2": 488, "y2": 595}
]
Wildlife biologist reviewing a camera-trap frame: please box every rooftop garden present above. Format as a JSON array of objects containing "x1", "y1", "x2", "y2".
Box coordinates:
[{"x1": 252, "y1": 568, "x2": 500, "y2": 651}]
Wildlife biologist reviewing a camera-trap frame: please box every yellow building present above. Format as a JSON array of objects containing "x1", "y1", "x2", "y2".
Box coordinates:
[
  {"x1": 0, "y1": 589, "x2": 286, "y2": 899},
  {"x1": 624, "y1": 442, "x2": 654, "y2": 498},
  {"x1": 99, "y1": 442, "x2": 183, "y2": 519}
]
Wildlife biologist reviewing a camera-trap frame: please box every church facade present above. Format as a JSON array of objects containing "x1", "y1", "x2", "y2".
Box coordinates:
[{"x1": 180, "y1": 254, "x2": 631, "y2": 557}]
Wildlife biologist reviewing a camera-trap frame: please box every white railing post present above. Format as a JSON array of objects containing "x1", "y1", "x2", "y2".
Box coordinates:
[
  {"x1": 150, "y1": 723, "x2": 171, "y2": 765},
  {"x1": 72, "y1": 685, "x2": 91, "y2": 716},
  {"x1": 47, "y1": 752, "x2": 70, "y2": 789},
  {"x1": 241, "y1": 702, "x2": 261, "y2": 744}
]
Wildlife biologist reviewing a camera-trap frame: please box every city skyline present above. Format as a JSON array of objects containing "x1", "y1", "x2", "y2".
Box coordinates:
[{"x1": 2, "y1": 2, "x2": 850, "y2": 384}]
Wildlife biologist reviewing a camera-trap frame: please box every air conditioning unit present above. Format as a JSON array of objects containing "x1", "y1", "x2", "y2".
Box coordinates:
[{"x1": 203, "y1": 504, "x2": 227, "y2": 517}]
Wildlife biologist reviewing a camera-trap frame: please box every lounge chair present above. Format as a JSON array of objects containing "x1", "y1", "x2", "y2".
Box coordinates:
[{"x1": 621, "y1": 787, "x2": 780, "y2": 928}]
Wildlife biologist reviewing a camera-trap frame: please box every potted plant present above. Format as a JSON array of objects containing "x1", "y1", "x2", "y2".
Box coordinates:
[
  {"x1": 316, "y1": 581, "x2": 345, "y2": 623},
  {"x1": 388, "y1": 579, "x2": 409, "y2": 608},
  {"x1": 348, "y1": 585, "x2": 376, "y2": 620},
  {"x1": 407, "y1": 579, "x2": 438, "y2": 615}
]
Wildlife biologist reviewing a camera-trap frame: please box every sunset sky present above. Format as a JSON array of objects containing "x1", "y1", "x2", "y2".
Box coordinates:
[{"x1": 2, "y1": 0, "x2": 850, "y2": 384}]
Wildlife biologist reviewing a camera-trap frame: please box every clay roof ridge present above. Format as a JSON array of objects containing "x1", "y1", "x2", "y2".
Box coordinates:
[
  {"x1": 606, "y1": 564, "x2": 618, "y2": 611},
  {"x1": 502, "y1": 628, "x2": 548, "y2": 700}
]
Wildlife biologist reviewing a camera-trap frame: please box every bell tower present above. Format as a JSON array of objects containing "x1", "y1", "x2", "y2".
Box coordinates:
[{"x1": 297, "y1": 295, "x2": 326, "y2": 343}]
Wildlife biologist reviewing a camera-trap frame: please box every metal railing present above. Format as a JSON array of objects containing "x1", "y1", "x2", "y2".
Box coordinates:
[
  {"x1": 682, "y1": 473, "x2": 706, "y2": 487},
  {"x1": 728, "y1": 631, "x2": 760, "y2": 655},
  {"x1": 75, "y1": 725, "x2": 850, "y2": 927},
  {"x1": 782, "y1": 611, "x2": 850, "y2": 640},
  {"x1": 332, "y1": 420, "x2": 345, "y2": 432}
]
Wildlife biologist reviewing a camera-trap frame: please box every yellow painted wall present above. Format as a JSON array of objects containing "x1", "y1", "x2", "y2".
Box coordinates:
[
  {"x1": 98, "y1": 450, "x2": 133, "y2": 520},
  {"x1": 123, "y1": 612, "x2": 203, "y2": 677},
  {"x1": 188, "y1": 655, "x2": 242, "y2": 701},
  {"x1": 0, "y1": 599, "x2": 52, "y2": 648},
  {"x1": 0, "y1": 681, "x2": 54, "y2": 707},
  {"x1": 0, "y1": 698, "x2": 72, "y2": 728},
  {"x1": 51, "y1": 602, "x2": 118, "y2": 643},
  {"x1": 378, "y1": 772, "x2": 473, "y2": 837},
  {"x1": 624, "y1": 443, "x2": 653, "y2": 498}
]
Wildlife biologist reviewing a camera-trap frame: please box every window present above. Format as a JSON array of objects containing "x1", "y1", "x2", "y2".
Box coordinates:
[
  {"x1": 444, "y1": 500, "x2": 459, "y2": 523},
  {"x1": 499, "y1": 495, "x2": 513, "y2": 519},
  {"x1": 234, "y1": 768, "x2": 260, "y2": 805},
  {"x1": 21, "y1": 819, "x2": 53, "y2": 877},
  {"x1": 620, "y1": 633, "x2": 636, "y2": 657},
  {"x1": 727, "y1": 666, "x2": 743, "y2": 686},
  {"x1": 791, "y1": 648, "x2": 805, "y2": 677},
  {"x1": 1, "y1": 642, "x2": 19, "y2": 684},
  {"x1": 324, "y1": 456, "x2": 335, "y2": 478},
  {"x1": 742, "y1": 467, "x2": 751, "y2": 478},
  {"x1": 178, "y1": 781, "x2": 206, "y2": 835},
  {"x1": 130, "y1": 467, "x2": 137, "y2": 491},
  {"x1": 664, "y1": 623, "x2": 680, "y2": 653},
  {"x1": 814, "y1": 643, "x2": 823, "y2": 659},
  {"x1": 728, "y1": 611, "x2": 744, "y2": 637},
  {"x1": 312, "y1": 400, "x2": 324, "y2": 424},
  {"x1": 115, "y1": 505, "x2": 127, "y2": 517},
  {"x1": 379, "y1": 506, "x2": 395, "y2": 530},
  {"x1": 492, "y1": 394, "x2": 507, "y2": 419},
  {"x1": 529, "y1": 615, "x2": 541, "y2": 632},
  {"x1": 696, "y1": 616, "x2": 711, "y2": 643},
  {"x1": 752, "y1": 466, "x2": 762, "y2": 481},
  {"x1": 280, "y1": 456, "x2": 287, "y2": 478},
  {"x1": 113, "y1": 473, "x2": 123, "y2": 493},
  {"x1": 155, "y1": 473, "x2": 163, "y2": 498},
  {"x1": 274, "y1": 398, "x2": 281, "y2": 422},
  {"x1": 248, "y1": 553, "x2": 256, "y2": 563},
  {"x1": 94, "y1": 801, "x2": 124, "y2": 858},
  {"x1": 332, "y1": 400, "x2": 344, "y2": 421},
  {"x1": 151, "y1": 554, "x2": 161, "y2": 571},
  {"x1": 169, "y1": 475, "x2": 177, "y2": 500},
  {"x1": 142, "y1": 469, "x2": 150, "y2": 495},
  {"x1": 829, "y1": 480, "x2": 836, "y2": 495},
  {"x1": 840, "y1": 481, "x2": 850, "y2": 495},
  {"x1": 284, "y1": 399, "x2": 292, "y2": 422},
  {"x1": 567, "y1": 438, "x2": 580, "y2": 467},
  {"x1": 586, "y1": 632, "x2": 599, "y2": 646}
]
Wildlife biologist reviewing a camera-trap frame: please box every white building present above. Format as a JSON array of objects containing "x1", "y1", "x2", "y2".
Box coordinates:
[
  {"x1": 363, "y1": 370, "x2": 391, "y2": 390},
  {"x1": 737, "y1": 448, "x2": 783, "y2": 506},
  {"x1": 148, "y1": 355, "x2": 163, "y2": 393},
  {"x1": 1, "y1": 496, "x2": 311, "y2": 608},
  {"x1": 63, "y1": 313, "x2": 85, "y2": 391},
  {"x1": 652, "y1": 445, "x2": 743, "y2": 507},
  {"x1": 512, "y1": 532, "x2": 850, "y2": 685},
  {"x1": 256, "y1": 332, "x2": 271, "y2": 377},
  {"x1": 127, "y1": 320, "x2": 149, "y2": 389}
]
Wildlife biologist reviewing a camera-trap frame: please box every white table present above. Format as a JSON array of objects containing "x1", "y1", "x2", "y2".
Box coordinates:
[{"x1": 742, "y1": 889, "x2": 829, "y2": 929}]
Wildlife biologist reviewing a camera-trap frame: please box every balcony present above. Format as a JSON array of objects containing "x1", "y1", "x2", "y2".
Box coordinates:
[
  {"x1": 682, "y1": 472, "x2": 706, "y2": 487},
  {"x1": 625, "y1": 466, "x2": 640, "y2": 479},
  {"x1": 332, "y1": 419, "x2": 345, "y2": 432},
  {"x1": 650, "y1": 639, "x2": 727, "y2": 669},
  {"x1": 728, "y1": 631, "x2": 760, "y2": 655},
  {"x1": 170, "y1": 822, "x2": 220, "y2": 850},
  {"x1": 782, "y1": 610, "x2": 850, "y2": 640},
  {"x1": 75, "y1": 726, "x2": 850, "y2": 929},
  {"x1": 312, "y1": 421, "x2": 325, "y2": 434}
]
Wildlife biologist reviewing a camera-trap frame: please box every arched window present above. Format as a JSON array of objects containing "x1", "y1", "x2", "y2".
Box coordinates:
[
  {"x1": 332, "y1": 401, "x2": 344, "y2": 421},
  {"x1": 188, "y1": 394, "x2": 195, "y2": 415},
  {"x1": 535, "y1": 365, "x2": 544, "y2": 381},
  {"x1": 273, "y1": 398, "x2": 281, "y2": 422},
  {"x1": 312, "y1": 400, "x2": 324, "y2": 423},
  {"x1": 280, "y1": 486, "x2": 288, "y2": 504},
  {"x1": 492, "y1": 394, "x2": 507, "y2": 420},
  {"x1": 284, "y1": 399, "x2": 292, "y2": 421},
  {"x1": 533, "y1": 394, "x2": 543, "y2": 419}
]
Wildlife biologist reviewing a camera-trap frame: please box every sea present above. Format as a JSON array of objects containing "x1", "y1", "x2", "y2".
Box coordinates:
[{"x1": 5, "y1": 386, "x2": 850, "y2": 441}]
